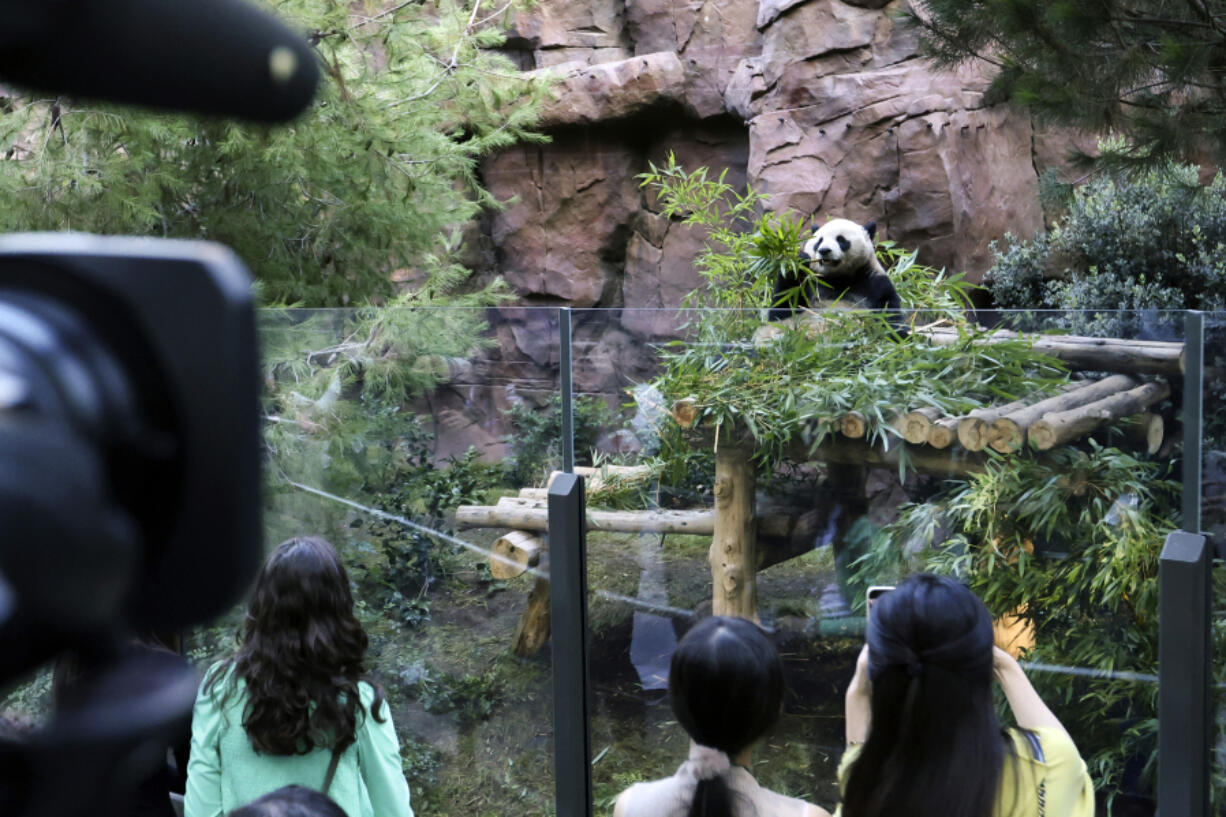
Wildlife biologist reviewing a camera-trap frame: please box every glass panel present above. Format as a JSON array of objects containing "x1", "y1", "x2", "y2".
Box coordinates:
[
  {"x1": 185, "y1": 306, "x2": 560, "y2": 816},
  {"x1": 1205, "y1": 310, "x2": 1226, "y2": 806},
  {"x1": 580, "y1": 306, "x2": 1183, "y2": 816}
]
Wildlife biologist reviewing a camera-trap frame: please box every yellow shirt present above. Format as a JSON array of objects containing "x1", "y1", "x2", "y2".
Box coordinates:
[{"x1": 834, "y1": 726, "x2": 1094, "y2": 817}]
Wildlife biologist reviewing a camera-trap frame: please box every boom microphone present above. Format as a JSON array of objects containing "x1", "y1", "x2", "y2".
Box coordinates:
[{"x1": 0, "y1": 0, "x2": 319, "y2": 122}]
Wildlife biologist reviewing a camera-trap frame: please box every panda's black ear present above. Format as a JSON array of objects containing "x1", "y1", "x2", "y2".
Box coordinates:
[
  {"x1": 810, "y1": 223, "x2": 821, "y2": 234},
  {"x1": 864, "y1": 221, "x2": 877, "y2": 242}
]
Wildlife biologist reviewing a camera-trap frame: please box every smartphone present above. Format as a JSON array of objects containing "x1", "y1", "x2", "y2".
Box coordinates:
[{"x1": 866, "y1": 585, "x2": 894, "y2": 613}]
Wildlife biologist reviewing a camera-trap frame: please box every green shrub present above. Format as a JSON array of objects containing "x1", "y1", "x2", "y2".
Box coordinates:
[
  {"x1": 504, "y1": 393, "x2": 616, "y2": 486},
  {"x1": 988, "y1": 162, "x2": 1226, "y2": 323}
]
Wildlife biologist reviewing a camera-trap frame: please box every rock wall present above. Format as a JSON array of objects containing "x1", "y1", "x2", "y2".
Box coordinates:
[{"x1": 446, "y1": 0, "x2": 1091, "y2": 457}]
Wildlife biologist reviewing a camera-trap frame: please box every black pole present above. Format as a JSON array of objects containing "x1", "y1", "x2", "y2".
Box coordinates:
[
  {"x1": 1158, "y1": 530, "x2": 1211, "y2": 817},
  {"x1": 548, "y1": 472, "x2": 591, "y2": 817},
  {"x1": 560, "y1": 308, "x2": 575, "y2": 474}
]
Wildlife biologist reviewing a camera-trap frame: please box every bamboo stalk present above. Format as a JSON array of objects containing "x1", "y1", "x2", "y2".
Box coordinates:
[
  {"x1": 1028, "y1": 382, "x2": 1170, "y2": 451},
  {"x1": 988, "y1": 375, "x2": 1139, "y2": 453}
]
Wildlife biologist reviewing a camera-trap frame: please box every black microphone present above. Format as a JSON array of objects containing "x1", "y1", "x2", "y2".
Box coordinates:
[{"x1": 0, "y1": 0, "x2": 319, "y2": 122}]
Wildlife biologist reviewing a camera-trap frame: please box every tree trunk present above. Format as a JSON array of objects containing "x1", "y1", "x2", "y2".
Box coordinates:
[
  {"x1": 711, "y1": 442, "x2": 757, "y2": 620},
  {"x1": 988, "y1": 375, "x2": 1139, "y2": 453},
  {"x1": 1027, "y1": 381, "x2": 1171, "y2": 451}
]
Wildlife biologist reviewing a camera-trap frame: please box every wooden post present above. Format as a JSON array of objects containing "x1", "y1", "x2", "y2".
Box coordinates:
[
  {"x1": 512, "y1": 553, "x2": 551, "y2": 656},
  {"x1": 711, "y1": 441, "x2": 757, "y2": 620}
]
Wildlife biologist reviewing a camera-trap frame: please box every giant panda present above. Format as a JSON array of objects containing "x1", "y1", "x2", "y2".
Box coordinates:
[{"x1": 769, "y1": 218, "x2": 901, "y2": 324}]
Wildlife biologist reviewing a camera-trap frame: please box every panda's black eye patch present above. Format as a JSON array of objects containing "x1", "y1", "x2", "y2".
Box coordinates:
[{"x1": 837, "y1": 235, "x2": 850, "y2": 251}]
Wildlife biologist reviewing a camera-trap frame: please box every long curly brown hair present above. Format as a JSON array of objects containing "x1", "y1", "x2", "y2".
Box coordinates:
[{"x1": 206, "y1": 536, "x2": 384, "y2": 755}]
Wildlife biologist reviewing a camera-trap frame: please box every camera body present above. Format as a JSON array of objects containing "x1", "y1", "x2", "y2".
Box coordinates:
[{"x1": 0, "y1": 235, "x2": 262, "y2": 817}]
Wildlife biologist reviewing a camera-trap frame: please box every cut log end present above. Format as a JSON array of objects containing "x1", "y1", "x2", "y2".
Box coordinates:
[
  {"x1": 898, "y1": 407, "x2": 940, "y2": 444},
  {"x1": 840, "y1": 411, "x2": 867, "y2": 439},
  {"x1": 927, "y1": 420, "x2": 957, "y2": 449},
  {"x1": 672, "y1": 398, "x2": 699, "y2": 429},
  {"x1": 988, "y1": 418, "x2": 1023, "y2": 453},
  {"x1": 490, "y1": 530, "x2": 545, "y2": 580},
  {"x1": 957, "y1": 417, "x2": 989, "y2": 451}
]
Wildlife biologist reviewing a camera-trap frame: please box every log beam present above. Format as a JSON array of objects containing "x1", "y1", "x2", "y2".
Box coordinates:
[
  {"x1": 490, "y1": 530, "x2": 545, "y2": 580},
  {"x1": 917, "y1": 326, "x2": 1184, "y2": 375},
  {"x1": 455, "y1": 504, "x2": 795, "y2": 537}
]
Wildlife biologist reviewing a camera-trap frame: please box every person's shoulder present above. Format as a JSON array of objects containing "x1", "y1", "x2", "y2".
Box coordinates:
[
  {"x1": 739, "y1": 772, "x2": 829, "y2": 817},
  {"x1": 613, "y1": 775, "x2": 688, "y2": 817},
  {"x1": 1007, "y1": 725, "x2": 1083, "y2": 765},
  {"x1": 198, "y1": 661, "x2": 239, "y2": 699}
]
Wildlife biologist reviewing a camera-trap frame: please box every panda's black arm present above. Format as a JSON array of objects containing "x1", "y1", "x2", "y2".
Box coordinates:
[
  {"x1": 877, "y1": 278, "x2": 909, "y2": 339},
  {"x1": 769, "y1": 270, "x2": 808, "y2": 322}
]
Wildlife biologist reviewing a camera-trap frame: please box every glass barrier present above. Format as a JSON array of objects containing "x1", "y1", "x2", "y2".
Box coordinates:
[
  {"x1": 574, "y1": 306, "x2": 1188, "y2": 816},
  {"x1": 1206, "y1": 311, "x2": 1226, "y2": 805},
  {"x1": 186, "y1": 306, "x2": 562, "y2": 816}
]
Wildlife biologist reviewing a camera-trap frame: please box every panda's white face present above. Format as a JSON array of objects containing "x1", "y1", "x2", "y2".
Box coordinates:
[{"x1": 800, "y1": 218, "x2": 876, "y2": 277}]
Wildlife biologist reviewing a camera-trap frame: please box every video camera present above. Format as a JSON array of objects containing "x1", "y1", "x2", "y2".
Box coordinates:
[{"x1": 0, "y1": 1, "x2": 319, "y2": 815}]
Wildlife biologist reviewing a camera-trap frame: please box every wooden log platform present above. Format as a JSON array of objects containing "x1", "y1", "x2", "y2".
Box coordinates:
[{"x1": 455, "y1": 502, "x2": 795, "y2": 537}]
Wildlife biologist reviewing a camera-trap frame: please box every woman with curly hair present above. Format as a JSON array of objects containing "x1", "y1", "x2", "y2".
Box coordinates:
[{"x1": 184, "y1": 536, "x2": 412, "y2": 817}]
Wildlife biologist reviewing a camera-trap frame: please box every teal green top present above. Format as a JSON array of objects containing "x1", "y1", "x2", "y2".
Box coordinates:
[{"x1": 184, "y1": 666, "x2": 413, "y2": 817}]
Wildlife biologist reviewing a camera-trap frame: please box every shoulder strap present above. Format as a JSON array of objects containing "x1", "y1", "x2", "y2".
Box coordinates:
[{"x1": 322, "y1": 745, "x2": 343, "y2": 795}]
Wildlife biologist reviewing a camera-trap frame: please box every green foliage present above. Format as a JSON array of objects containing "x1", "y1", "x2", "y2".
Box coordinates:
[
  {"x1": 503, "y1": 393, "x2": 616, "y2": 486},
  {"x1": 851, "y1": 444, "x2": 1184, "y2": 801},
  {"x1": 986, "y1": 159, "x2": 1226, "y2": 446},
  {"x1": 640, "y1": 160, "x2": 1067, "y2": 473},
  {"x1": 0, "y1": 0, "x2": 548, "y2": 306},
  {"x1": 907, "y1": 0, "x2": 1226, "y2": 168},
  {"x1": 402, "y1": 665, "x2": 502, "y2": 725},
  {"x1": 989, "y1": 160, "x2": 1226, "y2": 320}
]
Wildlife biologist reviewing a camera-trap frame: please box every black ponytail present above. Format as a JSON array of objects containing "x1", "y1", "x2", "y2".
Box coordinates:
[{"x1": 669, "y1": 616, "x2": 784, "y2": 817}]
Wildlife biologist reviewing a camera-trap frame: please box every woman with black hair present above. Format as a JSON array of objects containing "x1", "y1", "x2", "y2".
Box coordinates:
[
  {"x1": 614, "y1": 616, "x2": 829, "y2": 817},
  {"x1": 836, "y1": 573, "x2": 1093, "y2": 817},
  {"x1": 184, "y1": 536, "x2": 412, "y2": 817}
]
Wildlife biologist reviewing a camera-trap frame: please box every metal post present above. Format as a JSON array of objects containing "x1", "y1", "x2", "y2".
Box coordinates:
[
  {"x1": 548, "y1": 472, "x2": 591, "y2": 817},
  {"x1": 559, "y1": 308, "x2": 575, "y2": 474},
  {"x1": 1182, "y1": 311, "x2": 1203, "y2": 534},
  {"x1": 1159, "y1": 530, "x2": 1211, "y2": 817}
]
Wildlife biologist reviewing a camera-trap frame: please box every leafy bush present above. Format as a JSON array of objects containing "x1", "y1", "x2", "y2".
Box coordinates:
[
  {"x1": 988, "y1": 162, "x2": 1226, "y2": 322},
  {"x1": 503, "y1": 393, "x2": 616, "y2": 486}
]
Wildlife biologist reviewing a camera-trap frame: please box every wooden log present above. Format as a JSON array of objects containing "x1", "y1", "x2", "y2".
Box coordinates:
[
  {"x1": 786, "y1": 437, "x2": 986, "y2": 477},
  {"x1": 1089, "y1": 412, "x2": 1165, "y2": 455},
  {"x1": 917, "y1": 326, "x2": 1184, "y2": 375},
  {"x1": 490, "y1": 530, "x2": 545, "y2": 580},
  {"x1": 897, "y1": 407, "x2": 942, "y2": 444},
  {"x1": 511, "y1": 553, "x2": 551, "y2": 656},
  {"x1": 518, "y1": 487, "x2": 548, "y2": 500},
  {"x1": 672, "y1": 398, "x2": 699, "y2": 429},
  {"x1": 988, "y1": 375, "x2": 1139, "y2": 453},
  {"x1": 497, "y1": 496, "x2": 545, "y2": 510},
  {"x1": 546, "y1": 465, "x2": 654, "y2": 492},
  {"x1": 455, "y1": 504, "x2": 794, "y2": 537},
  {"x1": 840, "y1": 411, "x2": 867, "y2": 439},
  {"x1": 1027, "y1": 381, "x2": 1171, "y2": 451},
  {"x1": 927, "y1": 416, "x2": 959, "y2": 449},
  {"x1": 956, "y1": 384, "x2": 1083, "y2": 451},
  {"x1": 711, "y1": 442, "x2": 757, "y2": 620}
]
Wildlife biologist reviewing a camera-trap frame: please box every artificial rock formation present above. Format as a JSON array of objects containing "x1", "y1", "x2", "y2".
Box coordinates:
[{"x1": 448, "y1": 0, "x2": 1094, "y2": 451}]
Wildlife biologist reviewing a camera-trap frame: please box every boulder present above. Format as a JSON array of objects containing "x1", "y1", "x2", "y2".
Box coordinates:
[{"x1": 534, "y1": 52, "x2": 687, "y2": 126}]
